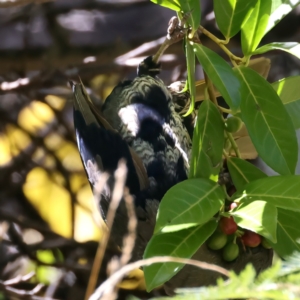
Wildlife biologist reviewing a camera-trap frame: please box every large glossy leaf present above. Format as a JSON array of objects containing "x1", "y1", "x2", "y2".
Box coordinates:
[
  {"x1": 232, "y1": 201, "x2": 277, "y2": 242},
  {"x1": 269, "y1": 208, "x2": 300, "y2": 258},
  {"x1": 194, "y1": 44, "x2": 241, "y2": 112},
  {"x1": 184, "y1": 39, "x2": 196, "y2": 116},
  {"x1": 154, "y1": 178, "x2": 224, "y2": 233},
  {"x1": 213, "y1": 0, "x2": 258, "y2": 39},
  {"x1": 264, "y1": 0, "x2": 300, "y2": 35},
  {"x1": 144, "y1": 221, "x2": 217, "y2": 291},
  {"x1": 227, "y1": 157, "x2": 267, "y2": 190},
  {"x1": 235, "y1": 175, "x2": 300, "y2": 212},
  {"x1": 253, "y1": 42, "x2": 300, "y2": 59},
  {"x1": 234, "y1": 66, "x2": 298, "y2": 175},
  {"x1": 272, "y1": 76, "x2": 300, "y2": 129},
  {"x1": 189, "y1": 100, "x2": 224, "y2": 181},
  {"x1": 241, "y1": 0, "x2": 272, "y2": 55},
  {"x1": 150, "y1": 0, "x2": 181, "y2": 11}
]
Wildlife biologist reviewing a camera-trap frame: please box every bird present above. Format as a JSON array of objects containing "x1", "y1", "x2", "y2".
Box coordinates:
[
  {"x1": 70, "y1": 56, "x2": 273, "y2": 293},
  {"x1": 70, "y1": 56, "x2": 192, "y2": 263}
]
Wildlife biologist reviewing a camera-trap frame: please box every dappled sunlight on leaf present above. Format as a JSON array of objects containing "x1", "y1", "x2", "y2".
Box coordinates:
[
  {"x1": 74, "y1": 203, "x2": 102, "y2": 242},
  {"x1": 55, "y1": 142, "x2": 83, "y2": 172},
  {"x1": 0, "y1": 124, "x2": 31, "y2": 166},
  {"x1": 32, "y1": 147, "x2": 56, "y2": 169},
  {"x1": 23, "y1": 167, "x2": 72, "y2": 238},
  {"x1": 70, "y1": 173, "x2": 89, "y2": 193},
  {"x1": 23, "y1": 167, "x2": 102, "y2": 242},
  {"x1": 45, "y1": 95, "x2": 67, "y2": 110},
  {"x1": 44, "y1": 132, "x2": 64, "y2": 151},
  {"x1": 117, "y1": 269, "x2": 146, "y2": 291},
  {"x1": 18, "y1": 101, "x2": 55, "y2": 135}
]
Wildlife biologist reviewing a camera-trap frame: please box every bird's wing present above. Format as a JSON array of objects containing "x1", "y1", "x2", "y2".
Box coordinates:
[{"x1": 70, "y1": 80, "x2": 149, "y2": 196}]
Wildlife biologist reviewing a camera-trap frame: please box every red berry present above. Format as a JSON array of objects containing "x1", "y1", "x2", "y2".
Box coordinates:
[
  {"x1": 241, "y1": 230, "x2": 261, "y2": 247},
  {"x1": 219, "y1": 216, "x2": 238, "y2": 235},
  {"x1": 229, "y1": 202, "x2": 238, "y2": 211}
]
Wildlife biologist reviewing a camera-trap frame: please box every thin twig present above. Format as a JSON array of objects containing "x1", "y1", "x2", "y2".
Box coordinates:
[
  {"x1": 89, "y1": 256, "x2": 230, "y2": 300},
  {"x1": 0, "y1": 0, "x2": 53, "y2": 8},
  {"x1": 152, "y1": 16, "x2": 188, "y2": 65},
  {"x1": 0, "y1": 281, "x2": 45, "y2": 297},
  {"x1": 198, "y1": 26, "x2": 243, "y2": 64},
  {"x1": 225, "y1": 130, "x2": 241, "y2": 158},
  {"x1": 119, "y1": 191, "x2": 137, "y2": 268},
  {"x1": 105, "y1": 190, "x2": 138, "y2": 300},
  {"x1": 3, "y1": 272, "x2": 35, "y2": 286},
  {"x1": 85, "y1": 161, "x2": 127, "y2": 300}
]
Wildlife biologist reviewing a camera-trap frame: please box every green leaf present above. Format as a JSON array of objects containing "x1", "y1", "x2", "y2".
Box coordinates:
[
  {"x1": 161, "y1": 263, "x2": 295, "y2": 300},
  {"x1": 150, "y1": 0, "x2": 181, "y2": 11},
  {"x1": 184, "y1": 39, "x2": 196, "y2": 116},
  {"x1": 144, "y1": 220, "x2": 217, "y2": 291},
  {"x1": 269, "y1": 208, "x2": 300, "y2": 258},
  {"x1": 179, "y1": 0, "x2": 201, "y2": 36},
  {"x1": 264, "y1": 0, "x2": 300, "y2": 35},
  {"x1": 154, "y1": 178, "x2": 224, "y2": 233},
  {"x1": 227, "y1": 157, "x2": 267, "y2": 190},
  {"x1": 231, "y1": 201, "x2": 277, "y2": 242},
  {"x1": 253, "y1": 42, "x2": 300, "y2": 59},
  {"x1": 194, "y1": 44, "x2": 241, "y2": 112},
  {"x1": 189, "y1": 100, "x2": 224, "y2": 181},
  {"x1": 241, "y1": 0, "x2": 272, "y2": 55},
  {"x1": 213, "y1": 0, "x2": 258, "y2": 39},
  {"x1": 235, "y1": 175, "x2": 300, "y2": 212},
  {"x1": 272, "y1": 76, "x2": 300, "y2": 129},
  {"x1": 234, "y1": 66, "x2": 298, "y2": 175}
]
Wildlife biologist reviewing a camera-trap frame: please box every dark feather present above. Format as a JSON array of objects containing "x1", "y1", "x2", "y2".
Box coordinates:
[{"x1": 70, "y1": 57, "x2": 191, "y2": 260}]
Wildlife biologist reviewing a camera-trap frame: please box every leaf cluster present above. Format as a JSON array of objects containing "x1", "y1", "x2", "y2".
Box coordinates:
[{"x1": 145, "y1": 0, "x2": 300, "y2": 292}]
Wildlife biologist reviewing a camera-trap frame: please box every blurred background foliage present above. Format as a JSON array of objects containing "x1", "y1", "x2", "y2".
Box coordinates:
[{"x1": 0, "y1": 0, "x2": 300, "y2": 299}]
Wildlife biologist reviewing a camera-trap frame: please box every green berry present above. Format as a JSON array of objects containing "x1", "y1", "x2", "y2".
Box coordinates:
[
  {"x1": 207, "y1": 232, "x2": 228, "y2": 250},
  {"x1": 222, "y1": 243, "x2": 239, "y2": 261},
  {"x1": 225, "y1": 117, "x2": 243, "y2": 133}
]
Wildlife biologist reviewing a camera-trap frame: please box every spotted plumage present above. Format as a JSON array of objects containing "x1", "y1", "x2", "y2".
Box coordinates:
[{"x1": 71, "y1": 56, "x2": 191, "y2": 260}]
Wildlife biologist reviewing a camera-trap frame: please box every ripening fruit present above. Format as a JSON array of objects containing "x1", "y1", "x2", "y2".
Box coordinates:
[
  {"x1": 229, "y1": 202, "x2": 238, "y2": 211},
  {"x1": 261, "y1": 237, "x2": 272, "y2": 249},
  {"x1": 207, "y1": 231, "x2": 228, "y2": 250},
  {"x1": 241, "y1": 230, "x2": 261, "y2": 247},
  {"x1": 222, "y1": 243, "x2": 239, "y2": 261},
  {"x1": 225, "y1": 116, "x2": 243, "y2": 133},
  {"x1": 219, "y1": 216, "x2": 238, "y2": 235}
]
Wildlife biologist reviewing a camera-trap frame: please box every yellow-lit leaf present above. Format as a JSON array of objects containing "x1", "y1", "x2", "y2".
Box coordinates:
[
  {"x1": 70, "y1": 173, "x2": 89, "y2": 194},
  {"x1": 36, "y1": 265, "x2": 61, "y2": 284},
  {"x1": 23, "y1": 167, "x2": 72, "y2": 238},
  {"x1": 74, "y1": 203, "x2": 102, "y2": 242},
  {"x1": 44, "y1": 133, "x2": 64, "y2": 151},
  {"x1": 55, "y1": 142, "x2": 83, "y2": 172},
  {"x1": 18, "y1": 101, "x2": 54, "y2": 135},
  {"x1": 45, "y1": 95, "x2": 66, "y2": 111},
  {"x1": 118, "y1": 269, "x2": 146, "y2": 290},
  {"x1": 0, "y1": 124, "x2": 31, "y2": 166},
  {"x1": 90, "y1": 74, "x2": 120, "y2": 99},
  {"x1": 32, "y1": 147, "x2": 56, "y2": 169},
  {"x1": 75, "y1": 183, "x2": 103, "y2": 242}
]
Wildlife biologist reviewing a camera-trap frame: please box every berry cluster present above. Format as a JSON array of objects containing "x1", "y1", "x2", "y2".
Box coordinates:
[{"x1": 207, "y1": 214, "x2": 271, "y2": 262}]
